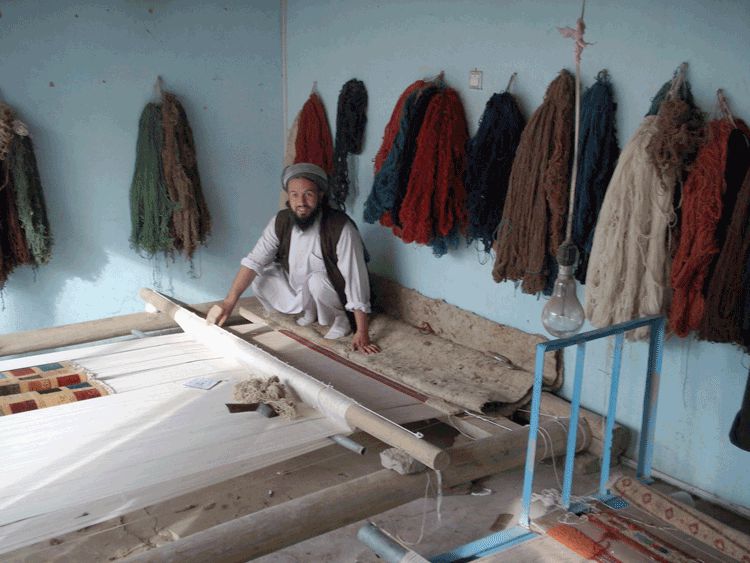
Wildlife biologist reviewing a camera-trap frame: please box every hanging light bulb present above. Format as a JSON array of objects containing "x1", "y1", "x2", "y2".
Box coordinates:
[
  {"x1": 542, "y1": 241, "x2": 585, "y2": 337},
  {"x1": 543, "y1": 0, "x2": 589, "y2": 338},
  {"x1": 542, "y1": 243, "x2": 584, "y2": 337}
]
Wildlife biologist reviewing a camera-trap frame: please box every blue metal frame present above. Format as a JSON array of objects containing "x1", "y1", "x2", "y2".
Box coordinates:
[
  {"x1": 364, "y1": 316, "x2": 668, "y2": 563},
  {"x1": 518, "y1": 315, "x2": 666, "y2": 527}
]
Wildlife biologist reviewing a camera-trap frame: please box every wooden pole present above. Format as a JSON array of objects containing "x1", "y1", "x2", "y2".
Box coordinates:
[
  {"x1": 0, "y1": 297, "x2": 254, "y2": 358},
  {"x1": 125, "y1": 418, "x2": 589, "y2": 563},
  {"x1": 139, "y1": 288, "x2": 449, "y2": 471}
]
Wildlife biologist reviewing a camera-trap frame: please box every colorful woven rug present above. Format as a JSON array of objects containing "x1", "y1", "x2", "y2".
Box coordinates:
[
  {"x1": 547, "y1": 509, "x2": 695, "y2": 562},
  {"x1": 0, "y1": 361, "x2": 107, "y2": 416},
  {"x1": 613, "y1": 476, "x2": 750, "y2": 562},
  {"x1": 0, "y1": 361, "x2": 89, "y2": 394}
]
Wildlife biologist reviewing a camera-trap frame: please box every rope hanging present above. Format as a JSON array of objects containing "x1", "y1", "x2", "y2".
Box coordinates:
[
  {"x1": 465, "y1": 90, "x2": 526, "y2": 254},
  {"x1": 670, "y1": 118, "x2": 750, "y2": 337},
  {"x1": 293, "y1": 90, "x2": 334, "y2": 175},
  {"x1": 492, "y1": 70, "x2": 575, "y2": 294},
  {"x1": 571, "y1": 71, "x2": 620, "y2": 283},
  {"x1": 331, "y1": 79, "x2": 368, "y2": 210}
]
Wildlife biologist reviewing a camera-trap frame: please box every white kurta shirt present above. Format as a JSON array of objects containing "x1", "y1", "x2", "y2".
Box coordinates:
[{"x1": 241, "y1": 213, "x2": 371, "y2": 313}]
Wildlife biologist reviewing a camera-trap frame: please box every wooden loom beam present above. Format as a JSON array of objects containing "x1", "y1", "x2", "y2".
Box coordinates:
[
  {"x1": 125, "y1": 417, "x2": 589, "y2": 562},
  {"x1": 139, "y1": 288, "x2": 449, "y2": 471},
  {"x1": 0, "y1": 298, "x2": 254, "y2": 357}
]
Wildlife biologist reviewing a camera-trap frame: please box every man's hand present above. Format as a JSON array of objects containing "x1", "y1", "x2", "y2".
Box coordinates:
[
  {"x1": 206, "y1": 300, "x2": 235, "y2": 326},
  {"x1": 351, "y1": 330, "x2": 380, "y2": 355}
]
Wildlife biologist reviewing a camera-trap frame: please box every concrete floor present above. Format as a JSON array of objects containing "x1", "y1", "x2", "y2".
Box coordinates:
[{"x1": 6, "y1": 416, "x2": 749, "y2": 562}]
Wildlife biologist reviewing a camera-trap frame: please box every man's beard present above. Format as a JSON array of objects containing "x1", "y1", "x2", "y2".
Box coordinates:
[{"x1": 292, "y1": 203, "x2": 322, "y2": 230}]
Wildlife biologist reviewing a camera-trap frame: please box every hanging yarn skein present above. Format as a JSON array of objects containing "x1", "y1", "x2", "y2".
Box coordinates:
[
  {"x1": 293, "y1": 89, "x2": 334, "y2": 175},
  {"x1": 492, "y1": 70, "x2": 575, "y2": 294},
  {"x1": 130, "y1": 103, "x2": 174, "y2": 257},
  {"x1": 130, "y1": 85, "x2": 211, "y2": 261},
  {"x1": 398, "y1": 86, "x2": 469, "y2": 256},
  {"x1": 331, "y1": 79, "x2": 368, "y2": 210},
  {"x1": 161, "y1": 92, "x2": 211, "y2": 260},
  {"x1": 0, "y1": 101, "x2": 52, "y2": 288},
  {"x1": 585, "y1": 64, "x2": 704, "y2": 340},
  {"x1": 465, "y1": 87, "x2": 526, "y2": 254},
  {"x1": 363, "y1": 79, "x2": 429, "y2": 225},
  {"x1": 670, "y1": 116, "x2": 750, "y2": 337},
  {"x1": 570, "y1": 71, "x2": 620, "y2": 284},
  {"x1": 699, "y1": 119, "x2": 750, "y2": 345}
]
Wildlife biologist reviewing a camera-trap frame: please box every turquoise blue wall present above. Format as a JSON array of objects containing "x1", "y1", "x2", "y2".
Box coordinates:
[
  {"x1": 0, "y1": 1, "x2": 282, "y2": 331},
  {"x1": 285, "y1": 0, "x2": 750, "y2": 507},
  {"x1": 2, "y1": 0, "x2": 749, "y2": 509}
]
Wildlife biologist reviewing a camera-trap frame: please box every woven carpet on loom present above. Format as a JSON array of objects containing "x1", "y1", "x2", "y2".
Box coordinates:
[{"x1": 0, "y1": 361, "x2": 107, "y2": 415}]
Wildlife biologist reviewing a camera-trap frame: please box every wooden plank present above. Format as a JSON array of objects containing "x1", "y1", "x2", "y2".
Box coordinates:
[{"x1": 0, "y1": 297, "x2": 257, "y2": 357}]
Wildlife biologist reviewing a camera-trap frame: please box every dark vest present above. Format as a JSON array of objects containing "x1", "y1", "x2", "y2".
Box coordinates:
[{"x1": 274, "y1": 207, "x2": 361, "y2": 329}]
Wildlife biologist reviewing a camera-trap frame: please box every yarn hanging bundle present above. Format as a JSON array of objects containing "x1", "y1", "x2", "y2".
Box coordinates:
[
  {"x1": 699, "y1": 134, "x2": 750, "y2": 345},
  {"x1": 670, "y1": 119, "x2": 750, "y2": 337},
  {"x1": 293, "y1": 91, "x2": 334, "y2": 175},
  {"x1": 130, "y1": 92, "x2": 210, "y2": 260},
  {"x1": 397, "y1": 87, "x2": 469, "y2": 254},
  {"x1": 570, "y1": 71, "x2": 620, "y2": 283},
  {"x1": 161, "y1": 92, "x2": 211, "y2": 260},
  {"x1": 387, "y1": 84, "x2": 442, "y2": 230},
  {"x1": 585, "y1": 67, "x2": 703, "y2": 340},
  {"x1": 363, "y1": 80, "x2": 431, "y2": 225},
  {"x1": 373, "y1": 80, "x2": 426, "y2": 174},
  {"x1": 130, "y1": 103, "x2": 174, "y2": 256},
  {"x1": 0, "y1": 102, "x2": 52, "y2": 288},
  {"x1": 465, "y1": 91, "x2": 526, "y2": 254},
  {"x1": 331, "y1": 79, "x2": 368, "y2": 210},
  {"x1": 492, "y1": 70, "x2": 575, "y2": 294}
]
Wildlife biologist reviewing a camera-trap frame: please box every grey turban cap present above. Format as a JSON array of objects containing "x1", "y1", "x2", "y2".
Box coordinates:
[{"x1": 281, "y1": 163, "x2": 329, "y2": 194}]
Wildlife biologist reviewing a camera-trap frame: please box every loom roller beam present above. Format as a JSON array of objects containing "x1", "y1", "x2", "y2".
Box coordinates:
[{"x1": 139, "y1": 288, "x2": 449, "y2": 471}]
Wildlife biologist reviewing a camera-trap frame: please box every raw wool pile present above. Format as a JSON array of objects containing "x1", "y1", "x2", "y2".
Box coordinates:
[
  {"x1": 492, "y1": 70, "x2": 575, "y2": 294},
  {"x1": 670, "y1": 119, "x2": 750, "y2": 337},
  {"x1": 130, "y1": 92, "x2": 210, "y2": 260},
  {"x1": 364, "y1": 77, "x2": 470, "y2": 256},
  {"x1": 465, "y1": 91, "x2": 526, "y2": 254},
  {"x1": 331, "y1": 79, "x2": 368, "y2": 210},
  {"x1": 570, "y1": 71, "x2": 620, "y2": 283},
  {"x1": 233, "y1": 376, "x2": 296, "y2": 419},
  {"x1": 0, "y1": 102, "x2": 52, "y2": 289},
  {"x1": 291, "y1": 91, "x2": 334, "y2": 175},
  {"x1": 585, "y1": 67, "x2": 704, "y2": 340}
]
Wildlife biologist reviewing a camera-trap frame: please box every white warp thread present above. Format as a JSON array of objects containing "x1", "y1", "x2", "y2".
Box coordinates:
[
  {"x1": 585, "y1": 116, "x2": 676, "y2": 341},
  {"x1": 174, "y1": 307, "x2": 353, "y2": 430}
]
